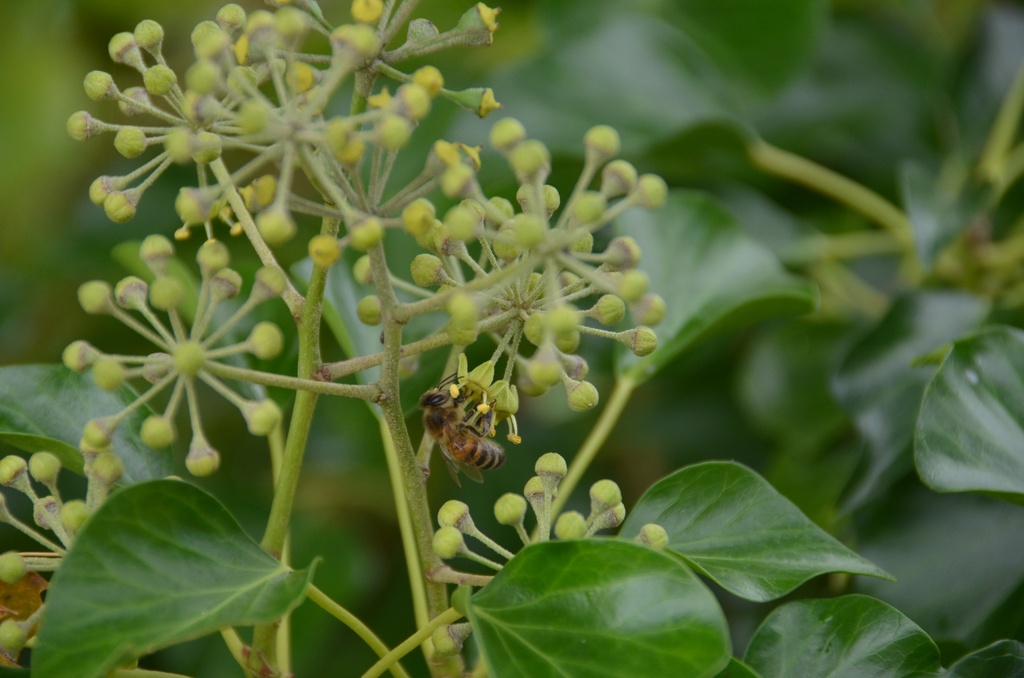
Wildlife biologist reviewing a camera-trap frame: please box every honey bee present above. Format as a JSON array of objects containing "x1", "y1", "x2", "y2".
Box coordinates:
[{"x1": 420, "y1": 377, "x2": 505, "y2": 486}]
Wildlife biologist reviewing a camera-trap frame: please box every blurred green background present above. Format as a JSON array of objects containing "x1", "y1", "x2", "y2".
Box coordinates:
[{"x1": 3, "y1": 0, "x2": 1024, "y2": 675}]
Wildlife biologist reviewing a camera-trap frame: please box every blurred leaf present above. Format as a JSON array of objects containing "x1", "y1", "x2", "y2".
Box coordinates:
[
  {"x1": 856, "y1": 486, "x2": 1024, "y2": 647},
  {"x1": 32, "y1": 480, "x2": 314, "y2": 678},
  {"x1": 619, "y1": 462, "x2": 892, "y2": 602},
  {"x1": 468, "y1": 539, "x2": 730, "y2": 678},
  {"x1": 832, "y1": 291, "x2": 989, "y2": 510},
  {"x1": 615, "y1": 191, "x2": 818, "y2": 384},
  {"x1": 714, "y1": 657, "x2": 763, "y2": 678},
  {"x1": 915, "y1": 326, "x2": 1024, "y2": 498},
  {"x1": 0, "y1": 364, "x2": 170, "y2": 482},
  {"x1": 743, "y1": 595, "x2": 941, "y2": 677},
  {"x1": 945, "y1": 640, "x2": 1024, "y2": 677}
]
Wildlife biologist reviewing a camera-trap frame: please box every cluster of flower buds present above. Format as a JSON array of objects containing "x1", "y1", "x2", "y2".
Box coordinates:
[
  {"x1": 62, "y1": 236, "x2": 287, "y2": 476},
  {"x1": 399, "y1": 119, "x2": 666, "y2": 414},
  {"x1": 66, "y1": 2, "x2": 501, "y2": 248}
]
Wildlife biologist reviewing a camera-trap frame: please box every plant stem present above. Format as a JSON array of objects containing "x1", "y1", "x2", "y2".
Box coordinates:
[
  {"x1": 979, "y1": 59, "x2": 1024, "y2": 184},
  {"x1": 205, "y1": 361, "x2": 381, "y2": 399},
  {"x1": 307, "y1": 584, "x2": 411, "y2": 678},
  {"x1": 361, "y1": 608, "x2": 463, "y2": 678}
]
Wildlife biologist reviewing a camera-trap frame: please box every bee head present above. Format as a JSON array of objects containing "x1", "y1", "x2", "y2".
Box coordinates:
[{"x1": 420, "y1": 389, "x2": 454, "y2": 409}]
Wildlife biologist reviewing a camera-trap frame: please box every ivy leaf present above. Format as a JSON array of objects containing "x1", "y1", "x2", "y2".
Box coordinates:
[
  {"x1": 620, "y1": 461, "x2": 892, "y2": 602},
  {"x1": 714, "y1": 657, "x2": 763, "y2": 678},
  {"x1": 615, "y1": 191, "x2": 818, "y2": 384},
  {"x1": 832, "y1": 291, "x2": 989, "y2": 509},
  {"x1": 915, "y1": 326, "x2": 1024, "y2": 499},
  {"x1": 31, "y1": 480, "x2": 314, "y2": 678},
  {"x1": 468, "y1": 540, "x2": 730, "y2": 678},
  {"x1": 945, "y1": 640, "x2": 1024, "y2": 677},
  {"x1": 0, "y1": 364, "x2": 170, "y2": 483},
  {"x1": 743, "y1": 595, "x2": 941, "y2": 677}
]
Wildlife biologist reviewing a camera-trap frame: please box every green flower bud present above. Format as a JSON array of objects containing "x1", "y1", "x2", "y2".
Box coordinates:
[
  {"x1": 197, "y1": 239, "x2": 231, "y2": 278},
  {"x1": 618, "y1": 270, "x2": 649, "y2": 302},
  {"x1": 309, "y1": 234, "x2": 341, "y2": 268},
  {"x1": 349, "y1": 217, "x2": 384, "y2": 251},
  {"x1": 437, "y1": 500, "x2": 470, "y2": 530},
  {"x1": 492, "y1": 226, "x2": 522, "y2": 261},
  {"x1": 209, "y1": 268, "x2": 241, "y2": 302},
  {"x1": 186, "y1": 59, "x2": 221, "y2": 94},
  {"x1": 431, "y1": 624, "x2": 467, "y2": 658},
  {"x1": 517, "y1": 368, "x2": 549, "y2": 397},
  {"x1": 447, "y1": 292, "x2": 478, "y2": 326},
  {"x1": 252, "y1": 266, "x2": 287, "y2": 302},
  {"x1": 114, "y1": 276, "x2": 148, "y2": 310},
  {"x1": 134, "y1": 19, "x2": 165, "y2": 53},
  {"x1": 249, "y1": 321, "x2": 284, "y2": 360},
  {"x1": 590, "y1": 479, "x2": 622, "y2": 513},
  {"x1": 412, "y1": 65, "x2": 444, "y2": 97},
  {"x1": 508, "y1": 139, "x2": 550, "y2": 181},
  {"x1": 601, "y1": 160, "x2": 638, "y2": 198},
  {"x1": 61, "y1": 500, "x2": 91, "y2": 535},
  {"x1": 78, "y1": 280, "x2": 114, "y2": 315},
  {"x1": 28, "y1": 452, "x2": 61, "y2": 485},
  {"x1": 523, "y1": 475, "x2": 545, "y2": 506},
  {"x1": 91, "y1": 451, "x2": 124, "y2": 485},
  {"x1": 441, "y1": 164, "x2": 475, "y2": 199},
  {"x1": 565, "y1": 378, "x2": 599, "y2": 412},
  {"x1": 140, "y1": 414, "x2": 175, "y2": 448},
  {"x1": 560, "y1": 353, "x2": 589, "y2": 381},
  {"x1": 590, "y1": 294, "x2": 625, "y2": 326},
  {"x1": 554, "y1": 511, "x2": 588, "y2": 540},
  {"x1": 89, "y1": 176, "x2": 121, "y2": 206},
  {"x1": 410, "y1": 253, "x2": 448, "y2": 287},
  {"x1": 143, "y1": 64, "x2": 177, "y2": 96},
  {"x1": 535, "y1": 452, "x2": 567, "y2": 481},
  {"x1": 635, "y1": 174, "x2": 668, "y2": 209},
  {"x1": 117, "y1": 86, "x2": 152, "y2": 117},
  {"x1": 191, "y1": 131, "x2": 222, "y2": 164},
  {"x1": 637, "y1": 523, "x2": 669, "y2": 550},
  {"x1": 584, "y1": 124, "x2": 620, "y2": 161},
  {"x1": 149, "y1": 276, "x2": 184, "y2": 310},
  {"x1": 570, "y1": 229, "x2": 594, "y2": 254},
  {"x1": 139, "y1": 234, "x2": 175, "y2": 276},
  {"x1": 216, "y1": 4, "x2": 247, "y2": 34},
  {"x1": 631, "y1": 293, "x2": 666, "y2": 326},
  {"x1": 356, "y1": 295, "x2": 382, "y2": 325},
  {"x1": 109, "y1": 32, "x2": 144, "y2": 69},
  {"x1": 604, "y1": 236, "x2": 642, "y2": 271},
  {"x1": 84, "y1": 71, "x2": 116, "y2": 101},
  {"x1": 555, "y1": 329, "x2": 580, "y2": 354},
  {"x1": 353, "y1": 255, "x2": 373, "y2": 285},
  {"x1": 173, "y1": 340, "x2": 206, "y2": 376},
  {"x1": 191, "y1": 20, "x2": 229, "y2": 59},
  {"x1": 485, "y1": 196, "x2": 515, "y2": 226},
  {"x1": 526, "y1": 345, "x2": 562, "y2": 387},
  {"x1": 142, "y1": 353, "x2": 172, "y2": 384},
  {"x1": 523, "y1": 312, "x2": 546, "y2": 346},
  {"x1": 82, "y1": 418, "x2": 114, "y2": 449},
  {"x1": 0, "y1": 619, "x2": 26, "y2": 654},
  {"x1": 590, "y1": 503, "x2": 626, "y2": 532},
  {"x1": 175, "y1": 187, "x2": 215, "y2": 225},
  {"x1": 547, "y1": 305, "x2": 580, "y2": 337},
  {"x1": 623, "y1": 326, "x2": 657, "y2": 356},
  {"x1": 165, "y1": 128, "x2": 193, "y2": 163},
  {"x1": 572, "y1": 191, "x2": 607, "y2": 224},
  {"x1": 256, "y1": 207, "x2": 297, "y2": 246},
  {"x1": 402, "y1": 198, "x2": 436, "y2": 236},
  {"x1": 91, "y1": 357, "x2": 125, "y2": 391},
  {"x1": 444, "y1": 204, "x2": 481, "y2": 241},
  {"x1": 275, "y1": 6, "x2": 308, "y2": 40},
  {"x1": 512, "y1": 214, "x2": 544, "y2": 248},
  {"x1": 236, "y1": 98, "x2": 267, "y2": 133},
  {"x1": 0, "y1": 457, "x2": 27, "y2": 487},
  {"x1": 103, "y1": 190, "x2": 139, "y2": 223},
  {"x1": 330, "y1": 23, "x2": 378, "y2": 63},
  {"x1": 375, "y1": 113, "x2": 412, "y2": 150},
  {"x1": 63, "y1": 340, "x2": 99, "y2": 372},
  {"x1": 66, "y1": 111, "x2": 95, "y2": 141},
  {"x1": 494, "y1": 492, "x2": 528, "y2": 526},
  {"x1": 395, "y1": 83, "x2": 431, "y2": 120},
  {"x1": 433, "y1": 525, "x2": 464, "y2": 559},
  {"x1": 490, "y1": 117, "x2": 526, "y2": 152},
  {"x1": 185, "y1": 438, "x2": 220, "y2": 477},
  {"x1": 244, "y1": 399, "x2": 282, "y2": 436},
  {"x1": 516, "y1": 184, "x2": 560, "y2": 217}
]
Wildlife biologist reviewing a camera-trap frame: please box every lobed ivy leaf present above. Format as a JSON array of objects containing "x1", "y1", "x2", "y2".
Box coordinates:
[
  {"x1": 615, "y1": 191, "x2": 818, "y2": 385},
  {"x1": 468, "y1": 539, "x2": 730, "y2": 678},
  {"x1": 0, "y1": 364, "x2": 170, "y2": 483},
  {"x1": 31, "y1": 480, "x2": 314, "y2": 678},
  {"x1": 743, "y1": 594, "x2": 941, "y2": 677},
  {"x1": 831, "y1": 291, "x2": 989, "y2": 509},
  {"x1": 619, "y1": 461, "x2": 892, "y2": 602},
  {"x1": 945, "y1": 640, "x2": 1024, "y2": 677},
  {"x1": 915, "y1": 325, "x2": 1024, "y2": 499}
]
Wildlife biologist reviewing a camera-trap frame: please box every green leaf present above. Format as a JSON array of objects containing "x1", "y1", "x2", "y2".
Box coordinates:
[
  {"x1": 945, "y1": 640, "x2": 1024, "y2": 677},
  {"x1": 743, "y1": 595, "x2": 941, "y2": 677},
  {"x1": 32, "y1": 480, "x2": 314, "y2": 678},
  {"x1": 714, "y1": 657, "x2": 763, "y2": 678},
  {"x1": 832, "y1": 291, "x2": 989, "y2": 509},
  {"x1": 0, "y1": 364, "x2": 170, "y2": 483},
  {"x1": 615, "y1": 191, "x2": 818, "y2": 384},
  {"x1": 620, "y1": 461, "x2": 892, "y2": 602},
  {"x1": 468, "y1": 540, "x2": 730, "y2": 678},
  {"x1": 915, "y1": 326, "x2": 1024, "y2": 498}
]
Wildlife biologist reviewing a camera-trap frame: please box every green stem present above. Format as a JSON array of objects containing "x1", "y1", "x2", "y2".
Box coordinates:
[
  {"x1": 205, "y1": 361, "x2": 381, "y2": 399},
  {"x1": 361, "y1": 608, "x2": 463, "y2": 678},
  {"x1": 549, "y1": 376, "x2": 637, "y2": 521},
  {"x1": 307, "y1": 584, "x2": 411, "y2": 678},
  {"x1": 979, "y1": 58, "x2": 1024, "y2": 184}
]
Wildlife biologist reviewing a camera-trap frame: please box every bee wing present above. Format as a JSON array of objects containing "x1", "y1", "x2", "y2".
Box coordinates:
[
  {"x1": 454, "y1": 457, "x2": 484, "y2": 484},
  {"x1": 439, "y1": 450, "x2": 464, "y2": 487}
]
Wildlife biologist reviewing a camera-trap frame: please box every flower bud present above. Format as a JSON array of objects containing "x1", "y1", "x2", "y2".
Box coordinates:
[
  {"x1": 490, "y1": 117, "x2": 526, "y2": 152},
  {"x1": 512, "y1": 214, "x2": 544, "y2": 248},
  {"x1": 560, "y1": 353, "x2": 589, "y2": 380},
  {"x1": 485, "y1": 196, "x2": 515, "y2": 226},
  {"x1": 356, "y1": 295, "x2": 382, "y2": 325},
  {"x1": 433, "y1": 525, "x2": 464, "y2": 559},
  {"x1": 330, "y1": 23, "x2": 378, "y2": 63},
  {"x1": 91, "y1": 451, "x2": 124, "y2": 485},
  {"x1": 444, "y1": 203, "x2": 482, "y2": 241},
  {"x1": 589, "y1": 503, "x2": 626, "y2": 532},
  {"x1": 208, "y1": 269, "x2": 242, "y2": 303},
  {"x1": 584, "y1": 125, "x2": 620, "y2": 161},
  {"x1": 140, "y1": 234, "x2": 175, "y2": 276},
  {"x1": 276, "y1": 6, "x2": 309, "y2": 40},
  {"x1": 555, "y1": 329, "x2": 580, "y2": 354},
  {"x1": 0, "y1": 620, "x2": 26, "y2": 654},
  {"x1": 349, "y1": 217, "x2": 384, "y2": 251},
  {"x1": 636, "y1": 523, "x2": 669, "y2": 550},
  {"x1": 410, "y1": 253, "x2": 448, "y2": 287},
  {"x1": 114, "y1": 276, "x2": 148, "y2": 311},
  {"x1": 635, "y1": 174, "x2": 668, "y2": 209},
  {"x1": 191, "y1": 21, "x2": 230, "y2": 59},
  {"x1": 252, "y1": 266, "x2": 287, "y2": 302},
  {"x1": 118, "y1": 86, "x2": 152, "y2": 117},
  {"x1": 396, "y1": 83, "x2": 432, "y2": 120},
  {"x1": 441, "y1": 164, "x2": 475, "y2": 199},
  {"x1": 631, "y1": 293, "x2": 666, "y2": 326},
  {"x1": 63, "y1": 340, "x2": 99, "y2": 373},
  {"x1": 352, "y1": 255, "x2": 372, "y2": 285},
  {"x1": 249, "y1": 321, "x2": 284, "y2": 359},
  {"x1": 526, "y1": 345, "x2": 562, "y2": 387},
  {"x1": 309, "y1": 234, "x2": 341, "y2": 268},
  {"x1": 78, "y1": 280, "x2": 114, "y2": 315},
  {"x1": 149, "y1": 276, "x2": 184, "y2": 310},
  {"x1": 547, "y1": 305, "x2": 580, "y2": 337},
  {"x1": 103, "y1": 190, "x2": 139, "y2": 223},
  {"x1": 517, "y1": 368, "x2": 549, "y2": 397},
  {"x1": 601, "y1": 160, "x2": 638, "y2": 198},
  {"x1": 91, "y1": 357, "x2": 125, "y2": 391},
  {"x1": 508, "y1": 139, "x2": 550, "y2": 181},
  {"x1": 375, "y1": 113, "x2": 412, "y2": 150},
  {"x1": 140, "y1": 414, "x2": 175, "y2": 448},
  {"x1": 494, "y1": 493, "x2": 527, "y2": 526},
  {"x1": 402, "y1": 198, "x2": 436, "y2": 236},
  {"x1": 523, "y1": 312, "x2": 546, "y2": 347},
  {"x1": 535, "y1": 452, "x2": 567, "y2": 481},
  {"x1": 244, "y1": 399, "x2": 282, "y2": 436},
  {"x1": 216, "y1": 4, "x2": 246, "y2": 34},
  {"x1": 517, "y1": 184, "x2": 560, "y2": 218},
  {"x1": 28, "y1": 452, "x2": 60, "y2": 485},
  {"x1": 256, "y1": 206, "x2": 297, "y2": 246},
  {"x1": 82, "y1": 418, "x2": 114, "y2": 449},
  {"x1": 236, "y1": 98, "x2": 267, "y2": 133},
  {"x1": 412, "y1": 65, "x2": 444, "y2": 97},
  {"x1": 173, "y1": 340, "x2": 206, "y2": 376},
  {"x1": 554, "y1": 511, "x2": 588, "y2": 540},
  {"x1": 164, "y1": 128, "x2": 193, "y2": 163},
  {"x1": 197, "y1": 239, "x2": 230, "y2": 278},
  {"x1": 175, "y1": 187, "x2": 215, "y2": 225},
  {"x1": 565, "y1": 378, "x2": 599, "y2": 412},
  {"x1": 185, "y1": 438, "x2": 220, "y2": 477},
  {"x1": 84, "y1": 70, "x2": 116, "y2": 101},
  {"x1": 143, "y1": 64, "x2": 177, "y2": 96},
  {"x1": 142, "y1": 353, "x2": 172, "y2": 383},
  {"x1": 431, "y1": 624, "x2": 469, "y2": 657},
  {"x1": 61, "y1": 500, "x2": 91, "y2": 534},
  {"x1": 0, "y1": 457, "x2": 27, "y2": 487},
  {"x1": 89, "y1": 175, "x2": 122, "y2": 206},
  {"x1": 352, "y1": 0, "x2": 384, "y2": 24},
  {"x1": 590, "y1": 479, "x2": 622, "y2": 513},
  {"x1": 109, "y1": 32, "x2": 144, "y2": 70},
  {"x1": 572, "y1": 191, "x2": 607, "y2": 225},
  {"x1": 617, "y1": 270, "x2": 649, "y2": 302},
  {"x1": 587, "y1": 294, "x2": 624, "y2": 326},
  {"x1": 624, "y1": 326, "x2": 658, "y2": 357},
  {"x1": 191, "y1": 131, "x2": 222, "y2": 164},
  {"x1": 492, "y1": 226, "x2": 522, "y2": 261},
  {"x1": 134, "y1": 19, "x2": 165, "y2": 53},
  {"x1": 604, "y1": 236, "x2": 642, "y2": 271},
  {"x1": 437, "y1": 500, "x2": 470, "y2": 530}
]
